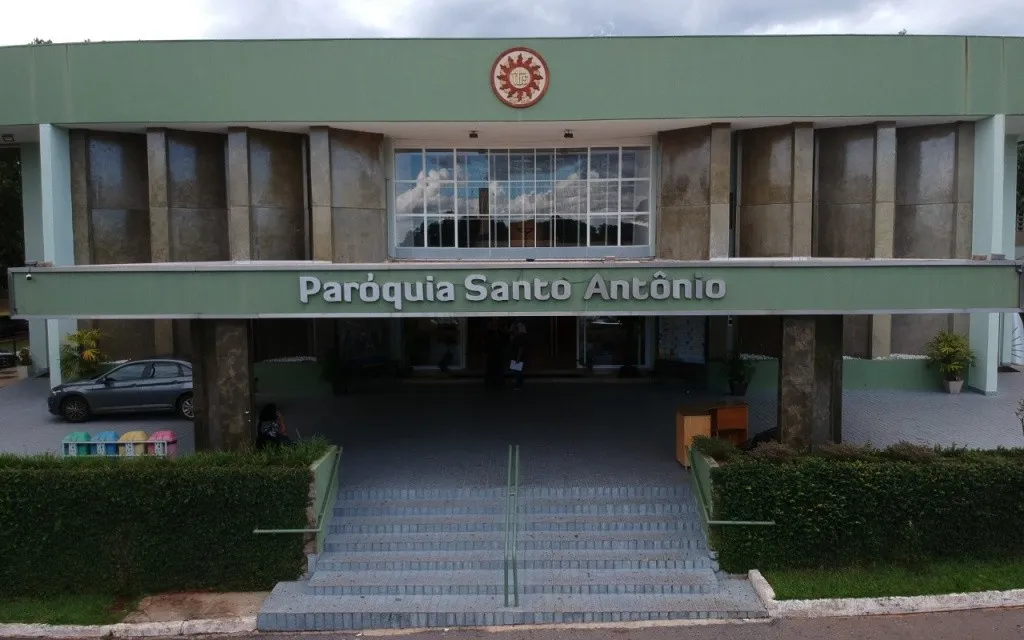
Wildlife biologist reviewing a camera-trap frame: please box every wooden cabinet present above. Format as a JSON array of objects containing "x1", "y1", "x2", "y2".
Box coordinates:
[
  {"x1": 675, "y1": 412, "x2": 711, "y2": 468},
  {"x1": 709, "y1": 404, "x2": 749, "y2": 447}
]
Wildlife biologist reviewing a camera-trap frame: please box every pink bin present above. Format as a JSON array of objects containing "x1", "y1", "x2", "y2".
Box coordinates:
[{"x1": 148, "y1": 430, "x2": 178, "y2": 459}]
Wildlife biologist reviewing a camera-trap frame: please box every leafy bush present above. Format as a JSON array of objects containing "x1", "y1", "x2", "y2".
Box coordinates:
[
  {"x1": 691, "y1": 436, "x2": 741, "y2": 463},
  {"x1": 0, "y1": 441, "x2": 331, "y2": 597},
  {"x1": 747, "y1": 441, "x2": 798, "y2": 463},
  {"x1": 710, "y1": 452, "x2": 1024, "y2": 572},
  {"x1": 879, "y1": 441, "x2": 939, "y2": 463},
  {"x1": 814, "y1": 442, "x2": 875, "y2": 461}
]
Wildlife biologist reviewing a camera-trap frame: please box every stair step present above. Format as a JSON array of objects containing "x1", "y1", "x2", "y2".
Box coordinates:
[
  {"x1": 335, "y1": 498, "x2": 697, "y2": 517},
  {"x1": 324, "y1": 532, "x2": 706, "y2": 552},
  {"x1": 330, "y1": 513, "x2": 702, "y2": 534},
  {"x1": 315, "y1": 549, "x2": 714, "y2": 572},
  {"x1": 308, "y1": 568, "x2": 719, "y2": 596},
  {"x1": 257, "y1": 586, "x2": 765, "y2": 631},
  {"x1": 339, "y1": 486, "x2": 691, "y2": 501}
]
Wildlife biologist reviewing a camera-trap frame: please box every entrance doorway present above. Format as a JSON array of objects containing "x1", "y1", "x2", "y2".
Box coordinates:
[{"x1": 466, "y1": 317, "x2": 578, "y2": 373}]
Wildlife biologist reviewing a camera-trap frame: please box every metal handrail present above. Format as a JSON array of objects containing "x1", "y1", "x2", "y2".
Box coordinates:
[
  {"x1": 503, "y1": 444, "x2": 521, "y2": 607},
  {"x1": 253, "y1": 447, "x2": 342, "y2": 535},
  {"x1": 688, "y1": 446, "x2": 775, "y2": 528}
]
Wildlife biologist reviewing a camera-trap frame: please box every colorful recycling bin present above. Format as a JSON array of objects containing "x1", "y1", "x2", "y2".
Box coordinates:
[
  {"x1": 93, "y1": 431, "x2": 119, "y2": 456},
  {"x1": 118, "y1": 430, "x2": 149, "y2": 457},
  {"x1": 148, "y1": 430, "x2": 178, "y2": 458},
  {"x1": 62, "y1": 431, "x2": 92, "y2": 456}
]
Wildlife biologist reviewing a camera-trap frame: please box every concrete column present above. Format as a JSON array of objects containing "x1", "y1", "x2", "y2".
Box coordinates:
[
  {"x1": 871, "y1": 124, "x2": 897, "y2": 358},
  {"x1": 778, "y1": 315, "x2": 843, "y2": 451},
  {"x1": 18, "y1": 143, "x2": 47, "y2": 376},
  {"x1": 190, "y1": 319, "x2": 254, "y2": 451},
  {"x1": 38, "y1": 125, "x2": 77, "y2": 387},
  {"x1": 147, "y1": 128, "x2": 174, "y2": 356},
  {"x1": 1000, "y1": 135, "x2": 1020, "y2": 364},
  {"x1": 656, "y1": 124, "x2": 731, "y2": 260},
  {"x1": 967, "y1": 116, "x2": 1007, "y2": 394},
  {"x1": 226, "y1": 128, "x2": 251, "y2": 260}
]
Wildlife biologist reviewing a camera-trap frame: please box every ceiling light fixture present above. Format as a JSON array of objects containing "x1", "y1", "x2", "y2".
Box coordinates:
[
  {"x1": 469, "y1": 130, "x2": 479, "y2": 139},
  {"x1": 0, "y1": 134, "x2": 14, "y2": 143},
  {"x1": 563, "y1": 130, "x2": 574, "y2": 139}
]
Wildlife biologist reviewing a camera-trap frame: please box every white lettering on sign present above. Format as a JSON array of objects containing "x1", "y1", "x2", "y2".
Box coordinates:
[{"x1": 298, "y1": 271, "x2": 726, "y2": 310}]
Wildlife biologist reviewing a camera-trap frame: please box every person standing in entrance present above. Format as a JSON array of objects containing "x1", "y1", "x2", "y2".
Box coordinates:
[{"x1": 509, "y1": 319, "x2": 527, "y2": 390}]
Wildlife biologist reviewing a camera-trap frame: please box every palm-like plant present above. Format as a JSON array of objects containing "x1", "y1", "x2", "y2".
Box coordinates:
[{"x1": 59, "y1": 329, "x2": 107, "y2": 380}]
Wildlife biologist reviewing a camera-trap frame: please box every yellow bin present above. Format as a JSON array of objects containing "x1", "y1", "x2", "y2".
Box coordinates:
[{"x1": 118, "y1": 430, "x2": 149, "y2": 457}]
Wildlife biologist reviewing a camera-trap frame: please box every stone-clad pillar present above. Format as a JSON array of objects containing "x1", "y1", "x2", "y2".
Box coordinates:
[
  {"x1": 778, "y1": 315, "x2": 843, "y2": 450},
  {"x1": 69, "y1": 130, "x2": 155, "y2": 361},
  {"x1": 190, "y1": 319, "x2": 254, "y2": 451},
  {"x1": 656, "y1": 124, "x2": 731, "y2": 260},
  {"x1": 736, "y1": 123, "x2": 814, "y2": 357},
  {"x1": 328, "y1": 128, "x2": 387, "y2": 263},
  {"x1": 226, "y1": 128, "x2": 252, "y2": 261},
  {"x1": 147, "y1": 128, "x2": 174, "y2": 356},
  {"x1": 814, "y1": 123, "x2": 896, "y2": 358},
  {"x1": 891, "y1": 122, "x2": 974, "y2": 354}
]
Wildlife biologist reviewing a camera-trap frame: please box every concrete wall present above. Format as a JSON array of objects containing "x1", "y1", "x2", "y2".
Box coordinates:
[{"x1": 891, "y1": 123, "x2": 974, "y2": 354}]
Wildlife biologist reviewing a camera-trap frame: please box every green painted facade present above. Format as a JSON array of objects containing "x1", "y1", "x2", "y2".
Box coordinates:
[
  {"x1": 8, "y1": 262, "x2": 1020, "y2": 318},
  {"x1": 1, "y1": 36, "x2": 1023, "y2": 126}
]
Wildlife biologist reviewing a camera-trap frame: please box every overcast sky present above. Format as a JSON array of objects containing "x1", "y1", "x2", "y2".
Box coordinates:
[{"x1": 4, "y1": 0, "x2": 1024, "y2": 46}]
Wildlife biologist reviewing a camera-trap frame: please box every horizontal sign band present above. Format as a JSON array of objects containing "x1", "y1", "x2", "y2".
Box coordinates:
[{"x1": 8, "y1": 263, "x2": 1021, "y2": 318}]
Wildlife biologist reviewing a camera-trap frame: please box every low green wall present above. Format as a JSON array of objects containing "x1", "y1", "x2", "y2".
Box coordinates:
[
  {"x1": 255, "y1": 361, "x2": 331, "y2": 397},
  {"x1": 707, "y1": 358, "x2": 936, "y2": 393},
  {"x1": 310, "y1": 446, "x2": 342, "y2": 554}
]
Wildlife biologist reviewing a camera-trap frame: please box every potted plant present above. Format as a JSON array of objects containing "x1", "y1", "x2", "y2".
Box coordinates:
[
  {"x1": 725, "y1": 351, "x2": 754, "y2": 396},
  {"x1": 15, "y1": 348, "x2": 31, "y2": 379},
  {"x1": 923, "y1": 330, "x2": 976, "y2": 394}
]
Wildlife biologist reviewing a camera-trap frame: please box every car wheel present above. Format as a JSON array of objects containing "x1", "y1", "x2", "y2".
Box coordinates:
[
  {"x1": 177, "y1": 392, "x2": 195, "y2": 420},
  {"x1": 60, "y1": 396, "x2": 91, "y2": 423}
]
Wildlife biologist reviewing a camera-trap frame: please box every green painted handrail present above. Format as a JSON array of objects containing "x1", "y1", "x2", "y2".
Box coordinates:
[
  {"x1": 253, "y1": 447, "x2": 342, "y2": 535},
  {"x1": 503, "y1": 444, "x2": 521, "y2": 608},
  {"x1": 688, "y1": 446, "x2": 775, "y2": 528}
]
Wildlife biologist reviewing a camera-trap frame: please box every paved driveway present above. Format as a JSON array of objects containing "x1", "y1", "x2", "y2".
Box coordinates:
[{"x1": 0, "y1": 376, "x2": 195, "y2": 456}]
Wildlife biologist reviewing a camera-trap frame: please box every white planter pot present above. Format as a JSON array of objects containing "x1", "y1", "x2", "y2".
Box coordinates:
[
  {"x1": 943, "y1": 379, "x2": 964, "y2": 394},
  {"x1": 15, "y1": 365, "x2": 29, "y2": 380}
]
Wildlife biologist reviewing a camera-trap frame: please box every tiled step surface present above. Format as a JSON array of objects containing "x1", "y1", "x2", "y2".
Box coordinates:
[{"x1": 258, "y1": 484, "x2": 766, "y2": 631}]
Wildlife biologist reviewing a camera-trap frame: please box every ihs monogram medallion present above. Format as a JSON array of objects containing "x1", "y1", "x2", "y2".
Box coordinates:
[{"x1": 491, "y1": 47, "x2": 549, "y2": 108}]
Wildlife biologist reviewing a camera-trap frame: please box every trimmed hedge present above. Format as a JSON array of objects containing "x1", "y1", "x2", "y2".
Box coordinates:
[
  {"x1": 0, "y1": 440, "x2": 329, "y2": 597},
  {"x1": 704, "y1": 443, "x2": 1024, "y2": 573}
]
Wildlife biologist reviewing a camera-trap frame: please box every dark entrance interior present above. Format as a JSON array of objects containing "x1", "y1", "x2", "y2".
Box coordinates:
[{"x1": 465, "y1": 317, "x2": 578, "y2": 373}]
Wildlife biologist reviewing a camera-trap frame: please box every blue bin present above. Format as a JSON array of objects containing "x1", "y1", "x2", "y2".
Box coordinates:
[{"x1": 93, "y1": 431, "x2": 119, "y2": 456}]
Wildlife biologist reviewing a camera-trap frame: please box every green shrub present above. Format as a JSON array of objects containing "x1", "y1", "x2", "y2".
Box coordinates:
[
  {"x1": 710, "y1": 453, "x2": 1024, "y2": 573},
  {"x1": 691, "y1": 436, "x2": 741, "y2": 463},
  {"x1": 814, "y1": 442, "x2": 875, "y2": 461},
  {"x1": 0, "y1": 441, "x2": 331, "y2": 597},
  {"x1": 879, "y1": 441, "x2": 939, "y2": 463},
  {"x1": 747, "y1": 441, "x2": 798, "y2": 463}
]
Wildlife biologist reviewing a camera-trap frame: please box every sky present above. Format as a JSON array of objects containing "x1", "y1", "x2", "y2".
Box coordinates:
[{"x1": 3, "y1": 0, "x2": 1024, "y2": 46}]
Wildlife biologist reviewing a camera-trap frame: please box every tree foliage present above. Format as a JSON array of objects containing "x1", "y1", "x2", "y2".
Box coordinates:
[{"x1": 0, "y1": 149, "x2": 24, "y2": 296}]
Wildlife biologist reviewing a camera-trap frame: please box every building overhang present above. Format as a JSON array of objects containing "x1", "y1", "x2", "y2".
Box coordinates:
[{"x1": 8, "y1": 259, "x2": 1022, "y2": 319}]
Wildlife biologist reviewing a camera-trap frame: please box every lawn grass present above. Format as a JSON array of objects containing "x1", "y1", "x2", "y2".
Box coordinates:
[
  {"x1": 764, "y1": 558, "x2": 1024, "y2": 600},
  {"x1": 0, "y1": 594, "x2": 138, "y2": 626}
]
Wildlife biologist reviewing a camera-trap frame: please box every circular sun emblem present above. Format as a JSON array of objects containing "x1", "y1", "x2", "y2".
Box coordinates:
[{"x1": 491, "y1": 47, "x2": 549, "y2": 109}]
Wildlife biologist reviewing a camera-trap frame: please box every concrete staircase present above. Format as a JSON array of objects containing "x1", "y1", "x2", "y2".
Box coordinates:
[{"x1": 258, "y1": 485, "x2": 766, "y2": 631}]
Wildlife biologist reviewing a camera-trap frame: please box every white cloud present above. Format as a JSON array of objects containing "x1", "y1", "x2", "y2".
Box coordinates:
[{"x1": 1, "y1": 0, "x2": 1021, "y2": 48}]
